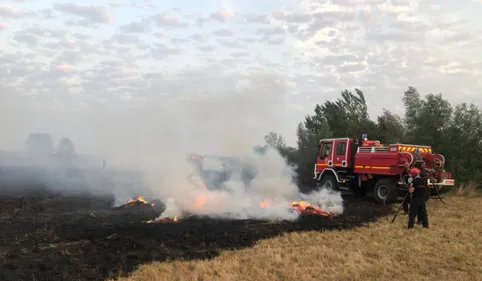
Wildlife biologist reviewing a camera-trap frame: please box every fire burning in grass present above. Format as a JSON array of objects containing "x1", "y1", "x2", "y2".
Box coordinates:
[
  {"x1": 291, "y1": 201, "x2": 332, "y2": 216},
  {"x1": 128, "y1": 196, "x2": 148, "y2": 204},
  {"x1": 127, "y1": 196, "x2": 155, "y2": 206},
  {"x1": 258, "y1": 198, "x2": 333, "y2": 216},
  {"x1": 117, "y1": 196, "x2": 156, "y2": 209},
  {"x1": 121, "y1": 147, "x2": 345, "y2": 224},
  {"x1": 146, "y1": 216, "x2": 178, "y2": 224},
  {"x1": 122, "y1": 166, "x2": 341, "y2": 224},
  {"x1": 259, "y1": 199, "x2": 274, "y2": 208},
  {"x1": 133, "y1": 195, "x2": 336, "y2": 224}
]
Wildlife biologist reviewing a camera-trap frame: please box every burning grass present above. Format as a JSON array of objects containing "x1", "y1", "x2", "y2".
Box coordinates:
[
  {"x1": 143, "y1": 198, "x2": 333, "y2": 224},
  {"x1": 123, "y1": 191, "x2": 337, "y2": 224}
]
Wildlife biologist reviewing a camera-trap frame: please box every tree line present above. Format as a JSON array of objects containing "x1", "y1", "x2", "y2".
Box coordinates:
[
  {"x1": 1, "y1": 134, "x2": 106, "y2": 169},
  {"x1": 262, "y1": 86, "x2": 482, "y2": 189},
  {"x1": 24, "y1": 133, "x2": 75, "y2": 156}
]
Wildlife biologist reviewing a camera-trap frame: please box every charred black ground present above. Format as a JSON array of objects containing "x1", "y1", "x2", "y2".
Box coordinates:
[{"x1": 0, "y1": 188, "x2": 393, "y2": 281}]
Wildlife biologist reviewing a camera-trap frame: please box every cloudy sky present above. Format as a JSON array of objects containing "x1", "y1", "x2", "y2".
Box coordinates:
[{"x1": 0, "y1": 0, "x2": 481, "y2": 154}]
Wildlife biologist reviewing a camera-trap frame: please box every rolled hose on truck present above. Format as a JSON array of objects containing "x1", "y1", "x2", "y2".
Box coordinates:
[{"x1": 408, "y1": 151, "x2": 453, "y2": 196}]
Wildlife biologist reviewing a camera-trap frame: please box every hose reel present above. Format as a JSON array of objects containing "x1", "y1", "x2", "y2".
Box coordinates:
[{"x1": 411, "y1": 151, "x2": 424, "y2": 168}]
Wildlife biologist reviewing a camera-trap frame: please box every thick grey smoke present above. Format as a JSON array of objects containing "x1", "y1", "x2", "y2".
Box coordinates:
[
  {"x1": 152, "y1": 146, "x2": 344, "y2": 221},
  {"x1": 0, "y1": 70, "x2": 344, "y2": 220}
]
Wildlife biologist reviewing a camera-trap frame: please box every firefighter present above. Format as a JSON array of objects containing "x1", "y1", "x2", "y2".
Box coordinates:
[
  {"x1": 404, "y1": 169, "x2": 428, "y2": 223},
  {"x1": 407, "y1": 167, "x2": 429, "y2": 228}
]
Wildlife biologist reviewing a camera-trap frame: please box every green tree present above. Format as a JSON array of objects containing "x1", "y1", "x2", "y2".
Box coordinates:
[
  {"x1": 401, "y1": 86, "x2": 423, "y2": 131},
  {"x1": 443, "y1": 103, "x2": 482, "y2": 183},
  {"x1": 294, "y1": 120, "x2": 331, "y2": 189},
  {"x1": 257, "y1": 132, "x2": 298, "y2": 166},
  {"x1": 319, "y1": 89, "x2": 377, "y2": 138},
  {"x1": 57, "y1": 137, "x2": 75, "y2": 156},
  {"x1": 264, "y1": 132, "x2": 286, "y2": 149},
  {"x1": 376, "y1": 109, "x2": 406, "y2": 144},
  {"x1": 402, "y1": 87, "x2": 452, "y2": 151}
]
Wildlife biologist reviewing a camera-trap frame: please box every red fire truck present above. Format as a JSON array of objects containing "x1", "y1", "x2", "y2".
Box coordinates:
[{"x1": 314, "y1": 134, "x2": 455, "y2": 204}]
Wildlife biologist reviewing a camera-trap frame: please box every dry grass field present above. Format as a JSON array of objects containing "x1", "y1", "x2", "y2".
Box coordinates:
[{"x1": 114, "y1": 193, "x2": 482, "y2": 281}]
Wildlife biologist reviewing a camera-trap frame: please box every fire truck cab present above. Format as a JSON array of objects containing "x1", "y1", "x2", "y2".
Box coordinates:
[{"x1": 314, "y1": 134, "x2": 455, "y2": 204}]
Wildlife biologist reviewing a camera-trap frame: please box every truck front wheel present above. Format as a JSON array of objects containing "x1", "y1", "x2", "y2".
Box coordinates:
[
  {"x1": 373, "y1": 178, "x2": 397, "y2": 204},
  {"x1": 319, "y1": 174, "x2": 339, "y2": 191}
]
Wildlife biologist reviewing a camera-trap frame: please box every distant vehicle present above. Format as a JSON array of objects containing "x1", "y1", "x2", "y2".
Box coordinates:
[
  {"x1": 187, "y1": 154, "x2": 255, "y2": 190},
  {"x1": 313, "y1": 134, "x2": 455, "y2": 204}
]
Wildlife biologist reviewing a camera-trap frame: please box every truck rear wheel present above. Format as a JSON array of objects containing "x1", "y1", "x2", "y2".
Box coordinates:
[
  {"x1": 373, "y1": 178, "x2": 397, "y2": 204},
  {"x1": 319, "y1": 174, "x2": 338, "y2": 191}
]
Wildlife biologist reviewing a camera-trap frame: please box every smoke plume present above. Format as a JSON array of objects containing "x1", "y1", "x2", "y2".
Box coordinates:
[{"x1": 0, "y1": 70, "x2": 344, "y2": 220}]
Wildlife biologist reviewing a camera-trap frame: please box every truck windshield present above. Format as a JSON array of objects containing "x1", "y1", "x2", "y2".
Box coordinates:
[{"x1": 321, "y1": 143, "x2": 332, "y2": 158}]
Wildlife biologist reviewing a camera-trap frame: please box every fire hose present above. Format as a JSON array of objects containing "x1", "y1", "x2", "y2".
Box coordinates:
[
  {"x1": 431, "y1": 182, "x2": 447, "y2": 205},
  {"x1": 391, "y1": 193, "x2": 409, "y2": 223}
]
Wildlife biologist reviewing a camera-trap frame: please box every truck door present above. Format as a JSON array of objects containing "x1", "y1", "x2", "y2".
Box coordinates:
[
  {"x1": 333, "y1": 139, "x2": 348, "y2": 168},
  {"x1": 319, "y1": 140, "x2": 334, "y2": 167}
]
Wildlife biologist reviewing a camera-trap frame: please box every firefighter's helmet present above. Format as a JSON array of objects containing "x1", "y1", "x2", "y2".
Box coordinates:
[{"x1": 410, "y1": 167, "x2": 420, "y2": 176}]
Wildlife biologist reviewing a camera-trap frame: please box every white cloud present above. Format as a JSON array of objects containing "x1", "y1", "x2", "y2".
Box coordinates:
[
  {"x1": 53, "y1": 3, "x2": 114, "y2": 23},
  {"x1": 0, "y1": 0, "x2": 480, "y2": 153},
  {"x1": 0, "y1": 5, "x2": 36, "y2": 18}
]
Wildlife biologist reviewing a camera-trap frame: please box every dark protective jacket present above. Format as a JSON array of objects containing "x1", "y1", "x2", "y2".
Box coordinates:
[{"x1": 411, "y1": 175, "x2": 429, "y2": 200}]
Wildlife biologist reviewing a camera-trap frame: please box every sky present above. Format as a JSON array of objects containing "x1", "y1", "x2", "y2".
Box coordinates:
[{"x1": 1, "y1": 0, "x2": 482, "y2": 155}]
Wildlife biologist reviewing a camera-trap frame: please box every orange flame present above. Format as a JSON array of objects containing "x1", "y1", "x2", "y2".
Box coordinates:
[
  {"x1": 193, "y1": 193, "x2": 222, "y2": 209},
  {"x1": 146, "y1": 216, "x2": 178, "y2": 224},
  {"x1": 258, "y1": 199, "x2": 333, "y2": 216},
  {"x1": 195, "y1": 194, "x2": 207, "y2": 208},
  {"x1": 128, "y1": 196, "x2": 148, "y2": 204},
  {"x1": 259, "y1": 199, "x2": 274, "y2": 208},
  {"x1": 291, "y1": 201, "x2": 331, "y2": 216}
]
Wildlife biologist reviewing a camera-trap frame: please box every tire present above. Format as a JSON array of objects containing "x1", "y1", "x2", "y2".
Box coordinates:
[
  {"x1": 319, "y1": 174, "x2": 339, "y2": 191},
  {"x1": 373, "y1": 178, "x2": 397, "y2": 204}
]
